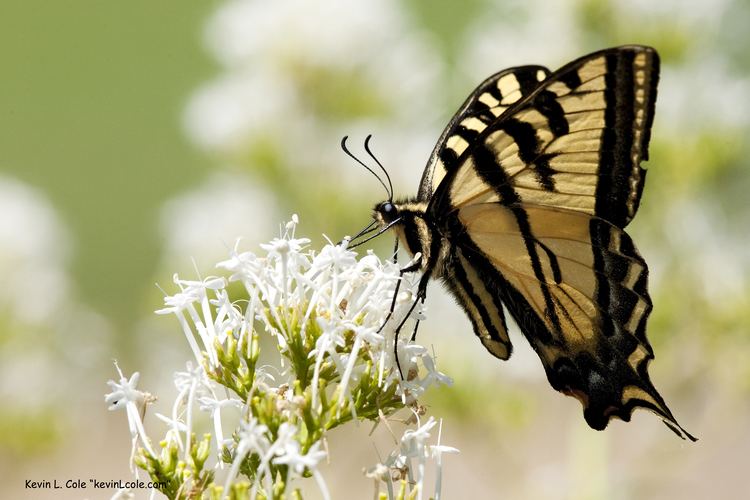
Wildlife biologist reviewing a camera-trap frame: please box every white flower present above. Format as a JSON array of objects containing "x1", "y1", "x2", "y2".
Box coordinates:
[
  {"x1": 273, "y1": 439, "x2": 327, "y2": 475},
  {"x1": 174, "y1": 362, "x2": 209, "y2": 394},
  {"x1": 171, "y1": 362, "x2": 213, "y2": 459},
  {"x1": 154, "y1": 289, "x2": 200, "y2": 316},
  {"x1": 236, "y1": 417, "x2": 271, "y2": 456},
  {"x1": 430, "y1": 420, "x2": 458, "y2": 500},
  {"x1": 375, "y1": 416, "x2": 457, "y2": 500},
  {"x1": 198, "y1": 395, "x2": 243, "y2": 454},
  {"x1": 310, "y1": 243, "x2": 358, "y2": 273},
  {"x1": 224, "y1": 417, "x2": 272, "y2": 496},
  {"x1": 273, "y1": 438, "x2": 330, "y2": 500},
  {"x1": 140, "y1": 218, "x2": 451, "y2": 498},
  {"x1": 105, "y1": 370, "x2": 145, "y2": 412},
  {"x1": 154, "y1": 413, "x2": 189, "y2": 448},
  {"x1": 105, "y1": 363, "x2": 156, "y2": 460},
  {"x1": 217, "y1": 248, "x2": 263, "y2": 280},
  {"x1": 399, "y1": 416, "x2": 437, "y2": 459},
  {"x1": 271, "y1": 422, "x2": 298, "y2": 455},
  {"x1": 156, "y1": 275, "x2": 227, "y2": 365}
]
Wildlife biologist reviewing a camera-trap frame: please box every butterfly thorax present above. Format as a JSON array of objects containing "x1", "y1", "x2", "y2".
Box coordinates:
[{"x1": 373, "y1": 199, "x2": 449, "y2": 278}]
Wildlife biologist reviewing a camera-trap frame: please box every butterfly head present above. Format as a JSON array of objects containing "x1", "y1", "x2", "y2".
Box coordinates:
[{"x1": 372, "y1": 199, "x2": 430, "y2": 250}]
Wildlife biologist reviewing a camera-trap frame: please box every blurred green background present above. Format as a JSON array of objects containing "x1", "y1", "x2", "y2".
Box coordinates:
[{"x1": 1, "y1": 0, "x2": 748, "y2": 498}]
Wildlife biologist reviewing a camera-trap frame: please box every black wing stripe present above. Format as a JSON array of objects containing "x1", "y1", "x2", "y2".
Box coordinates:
[
  {"x1": 559, "y1": 68, "x2": 582, "y2": 90},
  {"x1": 515, "y1": 69, "x2": 542, "y2": 96},
  {"x1": 533, "y1": 90, "x2": 570, "y2": 136},
  {"x1": 485, "y1": 83, "x2": 504, "y2": 103},
  {"x1": 594, "y1": 49, "x2": 658, "y2": 228},
  {"x1": 510, "y1": 205, "x2": 563, "y2": 333},
  {"x1": 499, "y1": 119, "x2": 556, "y2": 191},
  {"x1": 455, "y1": 124, "x2": 481, "y2": 144},
  {"x1": 473, "y1": 144, "x2": 521, "y2": 204},
  {"x1": 438, "y1": 148, "x2": 458, "y2": 171},
  {"x1": 596, "y1": 52, "x2": 635, "y2": 227}
]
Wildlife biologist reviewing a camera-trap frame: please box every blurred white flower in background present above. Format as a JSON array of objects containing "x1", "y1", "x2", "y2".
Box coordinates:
[
  {"x1": 0, "y1": 175, "x2": 71, "y2": 324},
  {"x1": 627, "y1": 0, "x2": 732, "y2": 29},
  {"x1": 0, "y1": 175, "x2": 112, "y2": 410},
  {"x1": 658, "y1": 197, "x2": 750, "y2": 308},
  {"x1": 659, "y1": 60, "x2": 750, "y2": 133},
  {"x1": 618, "y1": 0, "x2": 750, "y2": 132},
  {"x1": 461, "y1": 0, "x2": 578, "y2": 76},
  {"x1": 159, "y1": 171, "x2": 279, "y2": 265},
  {"x1": 185, "y1": 72, "x2": 296, "y2": 152},
  {"x1": 184, "y1": 0, "x2": 444, "y2": 191}
]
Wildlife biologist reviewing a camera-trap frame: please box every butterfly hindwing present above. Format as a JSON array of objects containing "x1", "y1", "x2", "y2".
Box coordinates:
[
  {"x1": 418, "y1": 65, "x2": 551, "y2": 201},
  {"x1": 451, "y1": 202, "x2": 692, "y2": 438},
  {"x1": 443, "y1": 244, "x2": 512, "y2": 360}
]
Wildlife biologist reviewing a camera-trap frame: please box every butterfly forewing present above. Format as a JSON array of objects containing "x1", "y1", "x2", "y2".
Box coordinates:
[
  {"x1": 430, "y1": 46, "x2": 659, "y2": 230},
  {"x1": 418, "y1": 65, "x2": 551, "y2": 201}
]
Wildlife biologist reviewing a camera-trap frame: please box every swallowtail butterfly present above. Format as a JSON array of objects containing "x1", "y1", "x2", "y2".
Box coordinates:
[{"x1": 350, "y1": 45, "x2": 694, "y2": 440}]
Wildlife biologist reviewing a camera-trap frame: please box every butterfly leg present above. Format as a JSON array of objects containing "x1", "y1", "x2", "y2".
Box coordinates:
[
  {"x1": 376, "y1": 252, "x2": 421, "y2": 336},
  {"x1": 393, "y1": 273, "x2": 429, "y2": 379}
]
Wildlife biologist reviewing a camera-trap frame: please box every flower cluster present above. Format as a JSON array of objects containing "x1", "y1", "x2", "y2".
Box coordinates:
[{"x1": 106, "y1": 216, "x2": 455, "y2": 499}]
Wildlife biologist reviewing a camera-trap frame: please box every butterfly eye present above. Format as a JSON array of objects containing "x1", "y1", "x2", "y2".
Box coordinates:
[{"x1": 376, "y1": 202, "x2": 399, "y2": 222}]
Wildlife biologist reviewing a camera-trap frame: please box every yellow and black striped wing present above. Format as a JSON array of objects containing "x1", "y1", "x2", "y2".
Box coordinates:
[
  {"x1": 429, "y1": 45, "x2": 658, "y2": 229},
  {"x1": 418, "y1": 65, "x2": 551, "y2": 201},
  {"x1": 451, "y1": 202, "x2": 693, "y2": 438},
  {"x1": 442, "y1": 242, "x2": 513, "y2": 360}
]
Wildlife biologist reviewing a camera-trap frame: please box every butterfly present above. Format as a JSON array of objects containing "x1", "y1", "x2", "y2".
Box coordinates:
[{"x1": 346, "y1": 45, "x2": 695, "y2": 440}]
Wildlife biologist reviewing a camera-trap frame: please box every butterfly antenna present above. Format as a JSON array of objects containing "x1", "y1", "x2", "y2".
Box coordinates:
[
  {"x1": 364, "y1": 134, "x2": 393, "y2": 201},
  {"x1": 341, "y1": 136, "x2": 391, "y2": 200}
]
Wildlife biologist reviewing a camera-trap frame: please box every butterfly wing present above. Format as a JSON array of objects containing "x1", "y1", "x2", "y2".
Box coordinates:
[
  {"x1": 429, "y1": 45, "x2": 659, "y2": 229},
  {"x1": 424, "y1": 46, "x2": 692, "y2": 436},
  {"x1": 418, "y1": 65, "x2": 551, "y2": 201},
  {"x1": 449, "y1": 202, "x2": 693, "y2": 438},
  {"x1": 442, "y1": 241, "x2": 514, "y2": 360}
]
